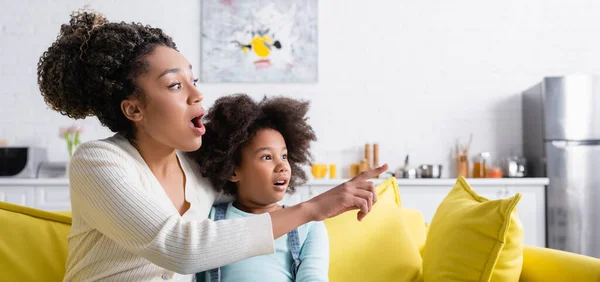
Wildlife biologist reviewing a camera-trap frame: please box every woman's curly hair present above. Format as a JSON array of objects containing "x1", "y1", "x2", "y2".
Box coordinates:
[
  {"x1": 37, "y1": 8, "x2": 177, "y2": 139},
  {"x1": 190, "y1": 94, "x2": 317, "y2": 195}
]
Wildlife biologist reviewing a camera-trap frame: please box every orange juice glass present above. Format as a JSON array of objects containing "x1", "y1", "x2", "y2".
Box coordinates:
[
  {"x1": 329, "y1": 164, "x2": 337, "y2": 178},
  {"x1": 311, "y1": 164, "x2": 328, "y2": 179}
]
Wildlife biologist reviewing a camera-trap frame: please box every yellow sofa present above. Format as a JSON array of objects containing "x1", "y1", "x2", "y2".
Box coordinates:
[{"x1": 1, "y1": 199, "x2": 600, "y2": 282}]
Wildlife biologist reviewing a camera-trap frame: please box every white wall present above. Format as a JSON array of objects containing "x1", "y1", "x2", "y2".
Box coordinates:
[{"x1": 2, "y1": 0, "x2": 600, "y2": 177}]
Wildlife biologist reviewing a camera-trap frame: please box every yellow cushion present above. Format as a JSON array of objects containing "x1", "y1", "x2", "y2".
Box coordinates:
[
  {"x1": 401, "y1": 208, "x2": 428, "y2": 256},
  {"x1": 376, "y1": 177, "x2": 428, "y2": 255},
  {"x1": 375, "y1": 177, "x2": 402, "y2": 206},
  {"x1": 422, "y1": 177, "x2": 524, "y2": 282},
  {"x1": 324, "y1": 178, "x2": 424, "y2": 282},
  {"x1": 0, "y1": 201, "x2": 72, "y2": 282}
]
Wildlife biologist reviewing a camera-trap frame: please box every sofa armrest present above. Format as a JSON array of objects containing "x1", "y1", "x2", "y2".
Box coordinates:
[{"x1": 520, "y1": 245, "x2": 600, "y2": 282}]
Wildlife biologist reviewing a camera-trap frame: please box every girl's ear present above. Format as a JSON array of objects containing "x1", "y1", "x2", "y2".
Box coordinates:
[{"x1": 229, "y1": 170, "x2": 240, "y2": 183}]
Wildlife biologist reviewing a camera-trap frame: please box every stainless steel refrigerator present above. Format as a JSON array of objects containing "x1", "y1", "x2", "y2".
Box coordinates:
[{"x1": 523, "y1": 75, "x2": 600, "y2": 258}]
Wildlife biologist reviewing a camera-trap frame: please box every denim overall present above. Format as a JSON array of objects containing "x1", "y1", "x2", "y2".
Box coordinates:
[{"x1": 200, "y1": 203, "x2": 302, "y2": 282}]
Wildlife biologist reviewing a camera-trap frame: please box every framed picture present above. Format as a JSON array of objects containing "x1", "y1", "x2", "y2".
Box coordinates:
[{"x1": 201, "y1": 0, "x2": 318, "y2": 83}]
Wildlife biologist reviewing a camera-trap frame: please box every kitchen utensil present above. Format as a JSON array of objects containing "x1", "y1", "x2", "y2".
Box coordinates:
[
  {"x1": 463, "y1": 133, "x2": 473, "y2": 156},
  {"x1": 457, "y1": 155, "x2": 469, "y2": 177},
  {"x1": 397, "y1": 155, "x2": 418, "y2": 178},
  {"x1": 419, "y1": 164, "x2": 443, "y2": 178},
  {"x1": 364, "y1": 144, "x2": 372, "y2": 170},
  {"x1": 505, "y1": 156, "x2": 527, "y2": 177},
  {"x1": 455, "y1": 134, "x2": 473, "y2": 177},
  {"x1": 358, "y1": 159, "x2": 369, "y2": 173},
  {"x1": 373, "y1": 143, "x2": 379, "y2": 168},
  {"x1": 456, "y1": 134, "x2": 473, "y2": 158},
  {"x1": 398, "y1": 168, "x2": 418, "y2": 179}
]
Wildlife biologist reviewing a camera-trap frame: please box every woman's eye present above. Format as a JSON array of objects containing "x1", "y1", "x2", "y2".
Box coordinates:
[
  {"x1": 192, "y1": 78, "x2": 199, "y2": 87},
  {"x1": 282, "y1": 154, "x2": 287, "y2": 160},
  {"x1": 168, "y1": 82, "x2": 182, "y2": 90},
  {"x1": 261, "y1": 155, "x2": 272, "y2": 160}
]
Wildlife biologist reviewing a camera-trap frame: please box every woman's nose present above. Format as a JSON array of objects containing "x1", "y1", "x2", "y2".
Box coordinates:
[{"x1": 189, "y1": 87, "x2": 203, "y2": 105}]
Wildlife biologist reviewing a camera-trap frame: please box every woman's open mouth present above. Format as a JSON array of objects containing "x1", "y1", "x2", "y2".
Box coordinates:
[{"x1": 189, "y1": 113, "x2": 205, "y2": 136}]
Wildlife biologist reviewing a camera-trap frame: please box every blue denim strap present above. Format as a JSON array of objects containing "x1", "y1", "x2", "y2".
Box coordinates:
[
  {"x1": 283, "y1": 205, "x2": 302, "y2": 281},
  {"x1": 287, "y1": 228, "x2": 302, "y2": 280},
  {"x1": 206, "y1": 203, "x2": 228, "y2": 282},
  {"x1": 213, "y1": 203, "x2": 228, "y2": 221}
]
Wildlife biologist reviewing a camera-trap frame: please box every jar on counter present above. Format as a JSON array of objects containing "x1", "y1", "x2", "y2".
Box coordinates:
[
  {"x1": 456, "y1": 155, "x2": 469, "y2": 178},
  {"x1": 487, "y1": 166, "x2": 503, "y2": 178},
  {"x1": 472, "y1": 152, "x2": 491, "y2": 178}
]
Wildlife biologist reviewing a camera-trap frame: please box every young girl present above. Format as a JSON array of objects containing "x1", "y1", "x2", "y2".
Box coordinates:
[
  {"x1": 37, "y1": 8, "x2": 385, "y2": 281},
  {"x1": 192, "y1": 94, "x2": 328, "y2": 282}
]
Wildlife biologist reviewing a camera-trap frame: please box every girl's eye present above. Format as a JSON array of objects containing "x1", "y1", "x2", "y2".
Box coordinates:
[
  {"x1": 168, "y1": 82, "x2": 182, "y2": 90},
  {"x1": 282, "y1": 154, "x2": 287, "y2": 160},
  {"x1": 192, "y1": 78, "x2": 199, "y2": 87},
  {"x1": 261, "y1": 155, "x2": 272, "y2": 160}
]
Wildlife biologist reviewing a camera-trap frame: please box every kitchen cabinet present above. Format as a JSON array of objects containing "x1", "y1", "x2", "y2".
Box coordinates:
[
  {"x1": 0, "y1": 186, "x2": 35, "y2": 206},
  {"x1": 0, "y1": 179, "x2": 70, "y2": 211},
  {"x1": 282, "y1": 178, "x2": 548, "y2": 247},
  {"x1": 35, "y1": 185, "x2": 71, "y2": 211}
]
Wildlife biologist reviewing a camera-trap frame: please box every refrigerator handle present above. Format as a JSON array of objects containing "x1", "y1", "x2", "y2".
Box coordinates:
[{"x1": 550, "y1": 140, "x2": 600, "y2": 148}]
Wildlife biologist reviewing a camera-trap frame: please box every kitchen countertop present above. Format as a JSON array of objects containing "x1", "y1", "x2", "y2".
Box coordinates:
[
  {"x1": 306, "y1": 177, "x2": 549, "y2": 186},
  {"x1": 0, "y1": 177, "x2": 549, "y2": 186},
  {"x1": 0, "y1": 178, "x2": 69, "y2": 186}
]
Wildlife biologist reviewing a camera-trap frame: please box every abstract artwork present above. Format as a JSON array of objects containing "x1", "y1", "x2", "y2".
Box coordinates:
[{"x1": 201, "y1": 0, "x2": 318, "y2": 83}]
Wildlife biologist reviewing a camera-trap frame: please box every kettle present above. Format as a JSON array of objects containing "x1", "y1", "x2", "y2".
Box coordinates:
[{"x1": 397, "y1": 155, "x2": 418, "y2": 178}]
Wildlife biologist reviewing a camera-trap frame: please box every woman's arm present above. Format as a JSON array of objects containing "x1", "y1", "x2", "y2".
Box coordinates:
[
  {"x1": 69, "y1": 141, "x2": 274, "y2": 274},
  {"x1": 269, "y1": 164, "x2": 387, "y2": 238},
  {"x1": 295, "y1": 222, "x2": 330, "y2": 282}
]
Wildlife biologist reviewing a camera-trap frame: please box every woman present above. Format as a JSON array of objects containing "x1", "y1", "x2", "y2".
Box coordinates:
[{"x1": 37, "y1": 9, "x2": 386, "y2": 281}]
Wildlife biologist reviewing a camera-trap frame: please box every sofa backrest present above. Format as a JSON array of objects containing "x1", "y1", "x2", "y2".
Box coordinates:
[
  {"x1": 0, "y1": 195, "x2": 428, "y2": 282},
  {"x1": 0, "y1": 201, "x2": 71, "y2": 282}
]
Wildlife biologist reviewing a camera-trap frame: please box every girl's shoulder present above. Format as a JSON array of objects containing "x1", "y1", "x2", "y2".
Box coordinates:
[{"x1": 299, "y1": 220, "x2": 328, "y2": 242}]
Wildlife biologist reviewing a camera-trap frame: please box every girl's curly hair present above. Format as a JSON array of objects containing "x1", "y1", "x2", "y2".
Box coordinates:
[
  {"x1": 37, "y1": 8, "x2": 177, "y2": 139},
  {"x1": 190, "y1": 94, "x2": 317, "y2": 195}
]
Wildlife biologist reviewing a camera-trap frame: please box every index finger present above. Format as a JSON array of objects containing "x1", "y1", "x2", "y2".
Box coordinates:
[{"x1": 352, "y1": 163, "x2": 389, "y2": 181}]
